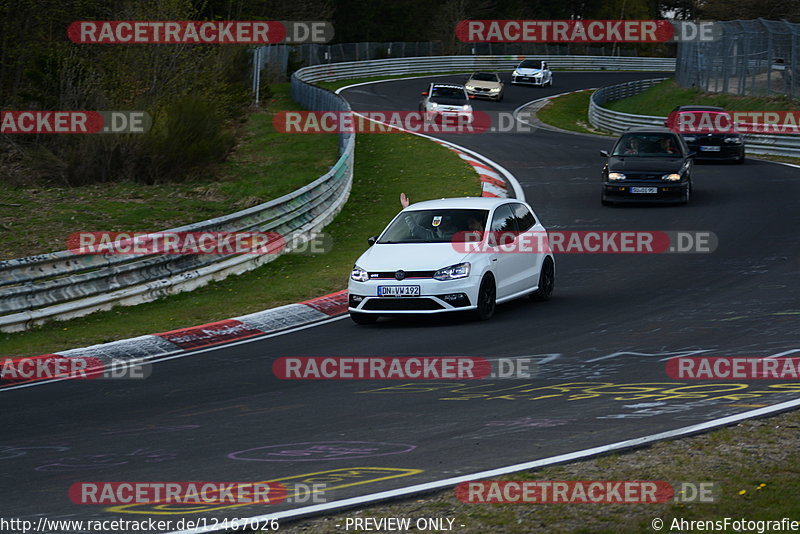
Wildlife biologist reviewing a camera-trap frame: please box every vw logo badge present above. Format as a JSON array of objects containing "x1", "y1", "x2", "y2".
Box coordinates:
[{"x1": 395, "y1": 270, "x2": 406, "y2": 281}]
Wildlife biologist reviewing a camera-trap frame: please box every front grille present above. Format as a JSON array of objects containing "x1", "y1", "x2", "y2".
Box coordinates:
[
  {"x1": 368, "y1": 271, "x2": 436, "y2": 280},
  {"x1": 362, "y1": 298, "x2": 444, "y2": 311}
]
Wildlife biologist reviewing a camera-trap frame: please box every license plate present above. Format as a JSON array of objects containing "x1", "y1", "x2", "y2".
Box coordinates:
[
  {"x1": 700, "y1": 145, "x2": 721, "y2": 151},
  {"x1": 630, "y1": 187, "x2": 658, "y2": 194},
  {"x1": 378, "y1": 285, "x2": 420, "y2": 297}
]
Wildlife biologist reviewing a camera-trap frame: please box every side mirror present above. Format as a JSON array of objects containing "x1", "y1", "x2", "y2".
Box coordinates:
[
  {"x1": 367, "y1": 236, "x2": 377, "y2": 246},
  {"x1": 421, "y1": 91, "x2": 428, "y2": 96},
  {"x1": 600, "y1": 150, "x2": 610, "y2": 157}
]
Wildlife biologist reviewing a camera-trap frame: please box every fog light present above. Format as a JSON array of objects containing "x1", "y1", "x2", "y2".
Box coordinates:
[
  {"x1": 349, "y1": 294, "x2": 364, "y2": 307},
  {"x1": 438, "y1": 293, "x2": 470, "y2": 307}
]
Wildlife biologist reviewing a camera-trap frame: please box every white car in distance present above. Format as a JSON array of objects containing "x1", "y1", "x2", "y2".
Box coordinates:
[
  {"x1": 419, "y1": 83, "x2": 474, "y2": 124},
  {"x1": 511, "y1": 59, "x2": 553, "y2": 86},
  {"x1": 348, "y1": 197, "x2": 555, "y2": 324}
]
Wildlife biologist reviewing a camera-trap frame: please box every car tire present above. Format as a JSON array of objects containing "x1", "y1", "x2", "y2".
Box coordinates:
[
  {"x1": 473, "y1": 273, "x2": 496, "y2": 321},
  {"x1": 350, "y1": 312, "x2": 378, "y2": 325},
  {"x1": 736, "y1": 154, "x2": 745, "y2": 164},
  {"x1": 530, "y1": 257, "x2": 555, "y2": 301},
  {"x1": 601, "y1": 193, "x2": 612, "y2": 206}
]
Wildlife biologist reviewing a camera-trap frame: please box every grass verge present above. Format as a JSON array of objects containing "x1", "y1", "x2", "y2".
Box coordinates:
[
  {"x1": 535, "y1": 90, "x2": 611, "y2": 136},
  {"x1": 1, "y1": 102, "x2": 480, "y2": 356},
  {"x1": 0, "y1": 85, "x2": 338, "y2": 260},
  {"x1": 281, "y1": 408, "x2": 800, "y2": 533},
  {"x1": 605, "y1": 78, "x2": 800, "y2": 116}
]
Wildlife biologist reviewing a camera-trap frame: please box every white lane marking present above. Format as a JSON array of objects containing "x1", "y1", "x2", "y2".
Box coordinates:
[
  {"x1": 0, "y1": 315, "x2": 347, "y2": 394},
  {"x1": 335, "y1": 82, "x2": 525, "y2": 201},
  {"x1": 166, "y1": 395, "x2": 800, "y2": 534}
]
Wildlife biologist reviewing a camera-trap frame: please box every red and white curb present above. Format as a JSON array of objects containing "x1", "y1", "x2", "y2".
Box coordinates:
[
  {"x1": 2, "y1": 291, "x2": 349, "y2": 386},
  {"x1": 425, "y1": 138, "x2": 509, "y2": 198}
]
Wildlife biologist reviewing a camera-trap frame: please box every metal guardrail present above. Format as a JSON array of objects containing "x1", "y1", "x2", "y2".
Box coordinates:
[
  {"x1": 0, "y1": 86, "x2": 354, "y2": 332},
  {"x1": 589, "y1": 79, "x2": 800, "y2": 157},
  {"x1": 0, "y1": 54, "x2": 673, "y2": 332},
  {"x1": 296, "y1": 55, "x2": 676, "y2": 83}
]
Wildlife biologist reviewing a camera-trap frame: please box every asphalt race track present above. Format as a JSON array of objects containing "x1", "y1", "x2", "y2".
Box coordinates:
[{"x1": 3, "y1": 72, "x2": 800, "y2": 531}]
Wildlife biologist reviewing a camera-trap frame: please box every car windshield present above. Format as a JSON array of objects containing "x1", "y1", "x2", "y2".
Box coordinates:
[
  {"x1": 429, "y1": 86, "x2": 468, "y2": 105},
  {"x1": 471, "y1": 72, "x2": 498, "y2": 82},
  {"x1": 378, "y1": 209, "x2": 489, "y2": 244},
  {"x1": 612, "y1": 134, "x2": 683, "y2": 157},
  {"x1": 519, "y1": 60, "x2": 542, "y2": 69}
]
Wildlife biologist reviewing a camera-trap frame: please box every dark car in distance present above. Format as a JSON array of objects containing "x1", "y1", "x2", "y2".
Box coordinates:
[
  {"x1": 666, "y1": 105, "x2": 745, "y2": 163},
  {"x1": 601, "y1": 127, "x2": 694, "y2": 205}
]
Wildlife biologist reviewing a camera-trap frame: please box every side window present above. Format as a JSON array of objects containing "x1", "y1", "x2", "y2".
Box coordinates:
[
  {"x1": 489, "y1": 204, "x2": 518, "y2": 246},
  {"x1": 511, "y1": 203, "x2": 536, "y2": 231}
]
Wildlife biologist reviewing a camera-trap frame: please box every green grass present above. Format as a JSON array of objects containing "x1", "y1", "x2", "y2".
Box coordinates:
[
  {"x1": 605, "y1": 78, "x2": 800, "y2": 116},
  {"x1": 536, "y1": 90, "x2": 610, "y2": 135},
  {"x1": 1, "y1": 121, "x2": 479, "y2": 356},
  {"x1": 0, "y1": 85, "x2": 338, "y2": 260},
  {"x1": 286, "y1": 409, "x2": 800, "y2": 533}
]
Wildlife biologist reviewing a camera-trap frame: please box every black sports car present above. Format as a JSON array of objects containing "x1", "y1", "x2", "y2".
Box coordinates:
[
  {"x1": 601, "y1": 127, "x2": 694, "y2": 205},
  {"x1": 666, "y1": 105, "x2": 746, "y2": 163}
]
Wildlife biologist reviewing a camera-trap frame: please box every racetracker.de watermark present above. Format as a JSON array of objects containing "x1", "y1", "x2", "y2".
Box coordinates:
[
  {"x1": 450, "y1": 231, "x2": 717, "y2": 254},
  {"x1": 667, "y1": 357, "x2": 800, "y2": 380},
  {"x1": 69, "y1": 482, "x2": 287, "y2": 505},
  {"x1": 273, "y1": 111, "x2": 546, "y2": 135},
  {"x1": 0, "y1": 111, "x2": 150, "y2": 134},
  {"x1": 456, "y1": 480, "x2": 720, "y2": 503},
  {"x1": 667, "y1": 110, "x2": 800, "y2": 134},
  {"x1": 456, "y1": 20, "x2": 719, "y2": 42},
  {"x1": 273, "y1": 357, "x2": 537, "y2": 380},
  {"x1": 0, "y1": 355, "x2": 151, "y2": 382},
  {"x1": 67, "y1": 21, "x2": 333, "y2": 44},
  {"x1": 66, "y1": 231, "x2": 332, "y2": 256}
]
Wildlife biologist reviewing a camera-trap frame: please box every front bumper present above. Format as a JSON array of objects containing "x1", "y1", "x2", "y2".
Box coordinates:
[
  {"x1": 426, "y1": 110, "x2": 474, "y2": 124},
  {"x1": 512, "y1": 75, "x2": 546, "y2": 85},
  {"x1": 466, "y1": 88, "x2": 502, "y2": 100},
  {"x1": 348, "y1": 276, "x2": 480, "y2": 314},
  {"x1": 602, "y1": 181, "x2": 688, "y2": 203}
]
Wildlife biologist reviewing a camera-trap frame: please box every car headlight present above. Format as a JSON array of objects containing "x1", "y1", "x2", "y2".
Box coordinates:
[
  {"x1": 433, "y1": 262, "x2": 471, "y2": 281},
  {"x1": 489, "y1": 87, "x2": 501, "y2": 92},
  {"x1": 465, "y1": 85, "x2": 476, "y2": 91},
  {"x1": 662, "y1": 173, "x2": 682, "y2": 182},
  {"x1": 429, "y1": 102, "x2": 438, "y2": 110},
  {"x1": 351, "y1": 265, "x2": 369, "y2": 282},
  {"x1": 512, "y1": 70, "x2": 520, "y2": 77},
  {"x1": 683, "y1": 136, "x2": 697, "y2": 142},
  {"x1": 461, "y1": 105, "x2": 472, "y2": 112},
  {"x1": 608, "y1": 172, "x2": 626, "y2": 181},
  {"x1": 724, "y1": 136, "x2": 743, "y2": 144}
]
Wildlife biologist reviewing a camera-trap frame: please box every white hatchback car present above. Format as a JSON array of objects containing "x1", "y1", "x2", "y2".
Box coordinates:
[
  {"x1": 348, "y1": 197, "x2": 555, "y2": 324},
  {"x1": 511, "y1": 59, "x2": 553, "y2": 86},
  {"x1": 419, "y1": 83, "x2": 474, "y2": 123}
]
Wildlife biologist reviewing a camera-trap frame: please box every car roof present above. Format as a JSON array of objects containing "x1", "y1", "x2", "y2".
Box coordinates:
[
  {"x1": 403, "y1": 197, "x2": 520, "y2": 211},
  {"x1": 622, "y1": 126, "x2": 677, "y2": 135},
  {"x1": 430, "y1": 83, "x2": 466, "y2": 89},
  {"x1": 676, "y1": 105, "x2": 725, "y2": 112}
]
